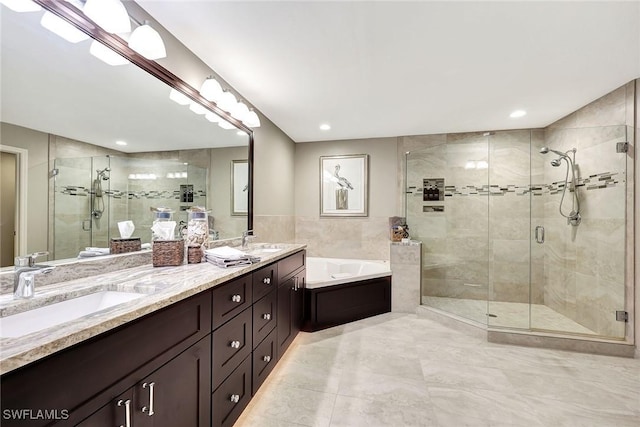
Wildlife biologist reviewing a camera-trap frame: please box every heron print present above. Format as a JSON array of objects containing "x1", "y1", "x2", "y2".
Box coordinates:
[{"x1": 333, "y1": 164, "x2": 354, "y2": 209}]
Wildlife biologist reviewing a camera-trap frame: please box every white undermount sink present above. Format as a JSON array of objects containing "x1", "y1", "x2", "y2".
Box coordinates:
[{"x1": 0, "y1": 291, "x2": 144, "y2": 339}]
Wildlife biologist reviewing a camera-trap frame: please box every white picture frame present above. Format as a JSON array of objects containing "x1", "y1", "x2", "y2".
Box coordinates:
[{"x1": 320, "y1": 154, "x2": 369, "y2": 217}]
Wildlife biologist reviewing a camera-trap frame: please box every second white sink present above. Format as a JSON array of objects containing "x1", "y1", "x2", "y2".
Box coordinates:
[{"x1": 0, "y1": 291, "x2": 144, "y2": 339}]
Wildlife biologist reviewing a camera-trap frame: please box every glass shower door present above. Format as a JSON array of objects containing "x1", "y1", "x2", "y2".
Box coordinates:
[
  {"x1": 410, "y1": 133, "x2": 490, "y2": 325},
  {"x1": 530, "y1": 125, "x2": 629, "y2": 338},
  {"x1": 53, "y1": 157, "x2": 92, "y2": 259}
]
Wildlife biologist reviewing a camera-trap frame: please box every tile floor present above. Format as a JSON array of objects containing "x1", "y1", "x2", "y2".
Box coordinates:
[{"x1": 236, "y1": 313, "x2": 640, "y2": 427}]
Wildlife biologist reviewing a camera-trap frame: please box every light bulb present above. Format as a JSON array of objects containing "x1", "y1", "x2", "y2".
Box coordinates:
[
  {"x1": 244, "y1": 109, "x2": 261, "y2": 128},
  {"x1": 128, "y1": 22, "x2": 166, "y2": 60},
  {"x1": 230, "y1": 101, "x2": 250, "y2": 122},
  {"x1": 40, "y1": 11, "x2": 89, "y2": 43},
  {"x1": 0, "y1": 0, "x2": 41, "y2": 12},
  {"x1": 169, "y1": 88, "x2": 191, "y2": 105},
  {"x1": 218, "y1": 120, "x2": 236, "y2": 130},
  {"x1": 83, "y1": 0, "x2": 131, "y2": 34},
  {"x1": 189, "y1": 102, "x2": 208, "y2": 115},
  {"x1": 200, "y1": 77, "x2": 223, "y2": 102},
  {"x1": 89, "y1": 40, "x2": 128, "y2": 66},
  {"x1": 217, "y1": 90, "x2": 237, "y2": 113}
]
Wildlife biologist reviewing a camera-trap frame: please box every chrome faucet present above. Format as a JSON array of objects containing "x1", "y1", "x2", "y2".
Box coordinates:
[
  {"x1": 14, "y1": 252, "x2": 55, "y2": 299},
  {"x1": 241, "y1": 230, "x2": 255, "y2": 249}
]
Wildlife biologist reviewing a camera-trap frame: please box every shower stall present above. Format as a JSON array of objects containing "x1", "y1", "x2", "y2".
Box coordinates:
[
  {"x1": 406, "y1": 125, "x2": 631, "y2": 340},
  {"x1": 52, "y1": 155, "x2": 207, "y2": 260}
]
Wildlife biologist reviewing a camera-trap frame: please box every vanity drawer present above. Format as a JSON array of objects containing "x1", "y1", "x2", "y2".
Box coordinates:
[
  {"x1": 252, "y1": 328, "x2": 277, "y2": 395},
  {"x1": 212, "y1": 307, "x2": 252, "y2": 391},
  {"x1": 278, "y1": 250, "x2": 305, "y2": 281},
  {"x1": 212, "y1": 273, "x2": 253, "y2": 330},
  {"x1": 252, "y1": 262, "x2": 277, "y2": 302},
  {"x1": 212, "y1": 355, "x2": 251, "y2": 427},
  {"x1": 252, "y1": 290, "x2": 277, "y2": 347}
]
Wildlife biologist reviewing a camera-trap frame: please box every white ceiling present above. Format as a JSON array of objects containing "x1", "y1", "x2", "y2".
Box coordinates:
[{"x1": 139, "y1": 0, "x2": 640, "y2": 143}]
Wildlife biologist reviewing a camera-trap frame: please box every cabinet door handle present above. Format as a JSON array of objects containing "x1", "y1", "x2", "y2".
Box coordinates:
[
  {"x1": 141, "y1": 381, "x2": 155, "y2": 416},
  {"x1": 262, "y1": 355, "x2": 271, "y2": 363},
  {"x1": 230, "y1": 340, "x2": 241, "y2": 349},
  {"x1": 117, "y1": 399, "x2": 131, "y2": 427},
  {"x1": 230, "y1": 394, "x2": 240, "y2": 404},
  {"x1": 231, "y1": 294, "x2": 242, "y2": 303},
  {"x1": 262, "y1": 277, "x2": 271, "y2": 285},
  {"x1": 262, "y1": 313, "x2": 271, "y2": 320}
]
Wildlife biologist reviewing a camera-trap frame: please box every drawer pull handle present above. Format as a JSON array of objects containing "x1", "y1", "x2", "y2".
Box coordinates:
[
  {"x1": 231, "y1": 294, "x2": 242, "y2": 303},
  {"x1": 230, "y1": 394, "x2": 240, "y2": 404},
  {"x1": 117, "y1": 399, "x2": 131, "y2": 427},
  {"x1": 263, "y1": 355, "x2": 271, "y2": 363},
  {"x1": 142, "y1": 382, "x2": 155, "y2": 416},
  {"x1": 262, "y1": 277, "x2": 271, "y2": 285},
  {"x1": 230, "y1": 340, "x2": 241, "y2": 349},
  {"x1": 262, "y1": 313, "x2": 271, "y2": 320}
]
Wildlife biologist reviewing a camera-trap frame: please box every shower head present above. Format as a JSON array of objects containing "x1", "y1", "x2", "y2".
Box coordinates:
[
  {"x1": 550, "y1": 158, "x2": 563, "y2": 167},
  {"x1": 96, "y1": 167, "x2": 111, "y2": 180},
  {"x1": 539, "y1": 147, "x2": 568, "y2": 158}
]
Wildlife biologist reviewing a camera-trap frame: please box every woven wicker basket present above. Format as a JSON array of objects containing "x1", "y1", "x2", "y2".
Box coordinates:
[
  {"x1": 152, "y1": 239, "x2": 184, "y2": 267},
  {"x1": 110, "y1": 238, "x2": 141, "y2": 254}
]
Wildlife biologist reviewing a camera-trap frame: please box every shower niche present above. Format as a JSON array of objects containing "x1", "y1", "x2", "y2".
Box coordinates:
[
  {"x1": 423, "y1": 178, "x2": 444, "y2": 201},
  {"x1": 52, "y1": 155, "x2": 207, "y2": 260}
]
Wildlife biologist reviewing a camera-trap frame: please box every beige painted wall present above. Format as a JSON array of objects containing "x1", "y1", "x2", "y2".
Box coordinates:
[
  {"x1": 294, "y1": 137, "x2": 398, "y2": 259},
  {"x1": 0, "y1": 122, "x2": 49, "y2": 256}
]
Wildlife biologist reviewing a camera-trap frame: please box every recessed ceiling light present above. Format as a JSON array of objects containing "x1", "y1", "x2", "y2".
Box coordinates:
[
  {"x1": 115, "y1": 140, "x2": 127, "y2": 146},
  {"x1": 509, "y1": 110, "x2": 527, "y2": 118},
  {"x1": 320, "y1": 123, "x2": 331, "y2": 131}
]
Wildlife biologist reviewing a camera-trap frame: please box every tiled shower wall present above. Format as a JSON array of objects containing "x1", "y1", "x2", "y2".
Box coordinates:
[{"x1": 540, "y1": 81, "x2": 634, "y2": 337}]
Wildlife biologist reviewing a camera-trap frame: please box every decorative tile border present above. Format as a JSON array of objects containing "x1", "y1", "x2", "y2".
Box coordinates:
[
  {"x1": 407, "y1": 172, "x2": 621, "y2": 197},
  {"x1": 59, "y1": 187, "x2": 207, "y2": 200}
]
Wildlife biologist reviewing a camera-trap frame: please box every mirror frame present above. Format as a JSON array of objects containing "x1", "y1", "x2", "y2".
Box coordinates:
[{"x1": 33, "y1": 0, "x2": 254, "y2": 233}]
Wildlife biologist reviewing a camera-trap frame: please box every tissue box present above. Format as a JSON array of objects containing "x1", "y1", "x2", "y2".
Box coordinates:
[
  {"x1": 110, "y1": 237, "x2": 142, "y2": 254},
  {"x1": 153, "y1": 239, "x2": 184, "y2": 267}
]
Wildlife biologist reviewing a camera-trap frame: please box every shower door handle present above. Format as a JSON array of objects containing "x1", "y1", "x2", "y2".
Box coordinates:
[{"x1": 535, "y1": 226, "x2": 545, "y2": 244}]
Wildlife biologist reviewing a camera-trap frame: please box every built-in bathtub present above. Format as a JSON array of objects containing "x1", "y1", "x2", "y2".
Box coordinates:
[{"x1": 303, "y1": 257, "x2": 392, "y2": 331}]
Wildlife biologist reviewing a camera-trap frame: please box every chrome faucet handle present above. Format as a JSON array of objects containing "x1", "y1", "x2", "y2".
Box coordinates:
[
  {"x1": 14, "y1": 266, "x2": 55, "y2": 299},
  {"x1": 15, "y1": 251, "x2": 49, "y2": 268}
]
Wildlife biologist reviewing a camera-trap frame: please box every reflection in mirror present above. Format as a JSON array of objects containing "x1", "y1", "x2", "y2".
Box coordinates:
[{"x1": 0, "y1": 4, "x2": 252, "y2": 264}]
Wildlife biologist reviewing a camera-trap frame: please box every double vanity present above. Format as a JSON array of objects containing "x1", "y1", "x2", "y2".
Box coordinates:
[{"x1": 0, "y1": 244, "x2": 306, "y2": 427}]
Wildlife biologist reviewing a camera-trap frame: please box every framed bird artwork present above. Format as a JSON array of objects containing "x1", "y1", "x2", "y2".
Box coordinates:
[{"x1": 319, "y1": 154, "x2": 369, "y2": 217}]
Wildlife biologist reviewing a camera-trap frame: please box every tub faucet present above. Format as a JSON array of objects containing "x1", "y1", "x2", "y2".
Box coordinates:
[
  {"x1": 242, "y1": 230, "x2": 255, "y2": 249},
  {"x1": 14, "y1": 252, "x2": 55, "y2": 299}
]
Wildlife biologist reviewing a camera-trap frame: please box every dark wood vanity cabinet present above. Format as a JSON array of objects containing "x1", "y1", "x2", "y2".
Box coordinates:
[
  {"x1": 76, "y1": 336, "x2": 211, "y2": 427},
  {"x1": 0, "y1": 291, "x2": 212, "y2": 427},
  {"x1": 0, "y1": 249, "x2": 306, "y2": 427}
]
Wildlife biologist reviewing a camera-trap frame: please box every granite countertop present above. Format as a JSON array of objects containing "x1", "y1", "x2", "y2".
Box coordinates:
[{"x1": 0, "y1": 243, "x2": 306, "y2": 375}]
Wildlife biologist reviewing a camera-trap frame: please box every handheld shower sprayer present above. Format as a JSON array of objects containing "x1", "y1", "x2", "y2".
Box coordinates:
[
  {"x1": 540, "y1": 147, "x2": 581, "y2": 226},
  {"x1": 92, "y1": 167, "x2": 110, "y2": 219}
]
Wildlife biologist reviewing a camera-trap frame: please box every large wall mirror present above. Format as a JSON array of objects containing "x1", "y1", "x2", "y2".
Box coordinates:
[{"x1": 0, "y1": 1, "x2": 253, "y2": 265}]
